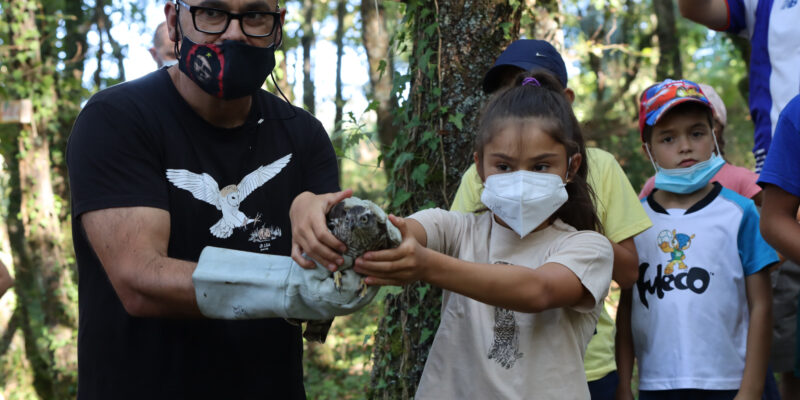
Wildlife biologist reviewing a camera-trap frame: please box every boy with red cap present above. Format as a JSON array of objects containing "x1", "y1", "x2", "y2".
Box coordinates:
[{"x1": 616, "y1": 79, "x2": 776, "y2": 400}]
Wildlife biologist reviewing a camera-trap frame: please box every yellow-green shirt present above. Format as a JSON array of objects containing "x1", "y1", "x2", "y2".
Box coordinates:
[{"x1": 450, "y1": 147, "x2": 652, "y2": 381}]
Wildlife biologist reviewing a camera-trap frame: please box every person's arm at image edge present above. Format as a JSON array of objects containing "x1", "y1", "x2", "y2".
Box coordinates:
[
  {"x1": 614, "y1": 288, "x2": 636, "y2": 400},
  {"x1": 611, "y1": 238, "x2": 639, "y2": 289},
  {"x1": 677, "y1": 0, "x2": 730, "y2": 31},
  {"x1": 737, "y1": 269, "x2": 772, "y2": 399},
  {"x1": 760, "y1": 185, "x2": 800, "y2": 264},
  {"x1": 82, "y1": 206, "x2": 202, "y2": 318},
  {"x1": 356, "y1": 216, "x2": 607, "y2": 313},
  {"x1": 0, "y1": 261, "x2": 13, "y2": 299}
]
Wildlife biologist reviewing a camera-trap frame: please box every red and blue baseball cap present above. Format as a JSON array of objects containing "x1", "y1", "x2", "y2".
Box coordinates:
[
  {"x1": 483, "y1": 40, "x2": 568, "y2": 93},
  {"x1": 638, "y1": 79, "x2": 712, "y2": 141}
]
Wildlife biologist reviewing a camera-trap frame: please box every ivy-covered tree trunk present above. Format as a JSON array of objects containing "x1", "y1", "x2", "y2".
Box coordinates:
[
  {"x1": 368, "y1": 0, "x2": 521, "y2": 397},
  {"x1": 1, "y1": 1, "x2": 79, "y2": 398}
]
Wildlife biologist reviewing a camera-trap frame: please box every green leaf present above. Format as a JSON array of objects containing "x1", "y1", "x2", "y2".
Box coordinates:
[
  {"x1": 365, "y1": 100, "x2": 379, "y2": 112},
  {"x1": 407, "y1": 305, "x2": 419, "y2": 317},
  {"x1": 448, "y1": 113, "x2": 464, "y2": 130},
  {"x1": 392, "y1": 190, "x2": 412, "y2": 208},
  {"x1": 424, "y1": 22, "x2": 437, "y2": 37},
  {"x1": 420, "y1": 200, "x2": 437, "y2": 210},
  {"x1": 419, "y1": 327, "x2": 433, "y2": 344},
  {"x1": 416, "y1": 285, "x2": 429, "y2": 298},
  {"x1": 410, "y1": 163, "x2": 430, "y2": 186},
  {"x1": 377, "y1": 59, "x2": 387, "y2": 80},
  {"x1": 392, "y1": 152, "x2": 414, "y2": 171}
]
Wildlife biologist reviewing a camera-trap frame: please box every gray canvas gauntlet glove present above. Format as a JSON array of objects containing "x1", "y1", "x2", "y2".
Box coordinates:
[{"x1": 193, "y1": 246, "x2": 378, "y2": 320}]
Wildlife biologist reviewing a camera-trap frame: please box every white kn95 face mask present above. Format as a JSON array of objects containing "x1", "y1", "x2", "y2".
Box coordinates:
[{"x1": 480, "y1": 169, "x2": 568, "y2": 238}]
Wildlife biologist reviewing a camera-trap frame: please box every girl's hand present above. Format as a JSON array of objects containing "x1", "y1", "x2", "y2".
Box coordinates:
[{"x1": 354, "y1": 215, "x2": 429, "y2": 286}]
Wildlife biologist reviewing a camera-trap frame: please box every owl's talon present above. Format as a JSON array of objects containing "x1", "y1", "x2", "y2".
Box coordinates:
[
  {"x1": 358, "y1": 278, "x2": 368, "y2": 298},
  {"x1": 333, "y1": 271, "x2": 343, "y2": 292}
]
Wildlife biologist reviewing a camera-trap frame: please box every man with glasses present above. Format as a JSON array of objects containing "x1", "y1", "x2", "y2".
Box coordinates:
[{"x1": 67, "y1": 1, "x2": 350, "y2": 398}]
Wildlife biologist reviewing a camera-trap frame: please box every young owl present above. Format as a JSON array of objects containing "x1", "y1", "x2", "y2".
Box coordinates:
[{"x1": 299, "y1": 197, "x2": 401, "y2": 343}]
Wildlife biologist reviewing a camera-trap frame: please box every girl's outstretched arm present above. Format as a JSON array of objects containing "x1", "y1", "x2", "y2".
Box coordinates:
[
  {"x1": 355, "y1": 215, "x2": 599, "y2": 313},
  {"x1": 736, "y1": 269, "x2": 772, "y2": 400}
]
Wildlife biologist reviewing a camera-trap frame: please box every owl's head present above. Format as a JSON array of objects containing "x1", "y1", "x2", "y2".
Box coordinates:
[
  {"x1": 346, "y1": 206, "x2": 379, "y2": 234},
  {"x1": 220, "y1": 185, "x2": 239, "y2": 206}
]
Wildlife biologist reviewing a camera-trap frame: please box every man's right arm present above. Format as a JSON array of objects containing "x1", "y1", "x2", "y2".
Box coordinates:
[
  {"x1": 82, "y1": 206, "x2": 202, "y2": 318},
  {"x1": 677, "y1": 0, "x2": 730, "y2": 31}
]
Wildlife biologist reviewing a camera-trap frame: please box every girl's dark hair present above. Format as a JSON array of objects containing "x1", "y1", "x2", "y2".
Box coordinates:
[{"x1": 475, "y1": 69, "x2": 602, "y2": 233}]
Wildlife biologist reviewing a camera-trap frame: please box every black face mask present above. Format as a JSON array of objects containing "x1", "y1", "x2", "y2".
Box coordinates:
[{"x1": 178, "y1": 35, "x2": 276, "y2": 100}]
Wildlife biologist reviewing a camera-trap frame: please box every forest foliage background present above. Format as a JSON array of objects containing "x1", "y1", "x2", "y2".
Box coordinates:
[{"x1": 0, "y1": 0, "x2": 752, "y2": 398}]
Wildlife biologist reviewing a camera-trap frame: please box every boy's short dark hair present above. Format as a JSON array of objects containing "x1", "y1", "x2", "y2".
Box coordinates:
[{"x1": 641, "y1": 102, "x2": 714, "y2": 144}]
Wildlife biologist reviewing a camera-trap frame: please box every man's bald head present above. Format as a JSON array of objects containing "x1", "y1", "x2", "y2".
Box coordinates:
[{"x1": 150, "y1": 21, "x2": 176, "y2": 68}]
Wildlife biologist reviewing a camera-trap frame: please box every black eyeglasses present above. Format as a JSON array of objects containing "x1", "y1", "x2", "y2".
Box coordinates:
[{"x1": 176, "y1": 0, "x2": 281, "y2": 38}]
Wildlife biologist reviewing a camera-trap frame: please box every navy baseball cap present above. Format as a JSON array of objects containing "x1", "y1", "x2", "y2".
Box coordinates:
[{"x1": 482, "y1": 40, "x2": 568, "y2": 93}]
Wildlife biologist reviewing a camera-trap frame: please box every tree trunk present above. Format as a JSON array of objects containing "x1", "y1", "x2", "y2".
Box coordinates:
[
  {"x1": 51, "y1": 0, "x2": 91, "y2": 205},
  {"x1": 361, "y1": 0, "x2": 397, "y2": 151},
  {"x1": 2, "y1": 2, "x2": 78, "y2": 398},
  {"x1": 334, "y1": 0, "x2": 347, "y2": 174},
  {"x1": 368, "y1": 0, "x2": 521, "y2": 397},
  {"x1": 654, "y1": 0, "x2": 682, "y2": 80},
  {"x1": 301, "y1": 0, "x2": 316, "y2": 113}
]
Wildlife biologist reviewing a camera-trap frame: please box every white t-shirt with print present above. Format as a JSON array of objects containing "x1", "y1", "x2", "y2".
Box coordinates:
[
  {"x1": 411, "y1": 209, "x2": 613, "y2": 400},
  {"x1": 632, "y1": 184, "x2": 778, "y2": 390}
]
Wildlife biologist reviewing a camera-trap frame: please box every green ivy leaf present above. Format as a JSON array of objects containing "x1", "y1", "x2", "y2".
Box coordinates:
[
  {"x1": 392, "y1": 152, "x2": 414, "y2": 171},
  {"x1": 392, "y1": 190, "x2": 412, "y2": 208},
  {"x1": 448, "y1": 113, "x2": 464, "y2": 130},
  {"x1": 410, "y1": 163, "x2": 429, "y2": 186},
  {"x1": 420, "y1": 200, "x2": 437, "y2": 210},
  {"x1": 419, "y1": 327, "x2": 433, "y2": 344},
  {"x1": 407, "y1": 305, "x2": 419, "y2": 317}
]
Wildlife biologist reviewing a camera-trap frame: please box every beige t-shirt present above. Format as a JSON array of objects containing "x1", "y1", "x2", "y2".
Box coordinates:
[{"x1": 412, "y1": 209, "x2": 613, "y2": 400}]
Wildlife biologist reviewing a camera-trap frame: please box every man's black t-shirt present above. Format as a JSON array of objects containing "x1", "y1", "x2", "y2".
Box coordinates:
[{"x1": 67, "y1": 69, "x2": 339, "y2": 399}]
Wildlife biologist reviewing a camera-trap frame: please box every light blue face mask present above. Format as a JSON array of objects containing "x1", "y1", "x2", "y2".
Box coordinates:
[{"x1": 646, "y1": 132, "x2": 726, "y2": 194}]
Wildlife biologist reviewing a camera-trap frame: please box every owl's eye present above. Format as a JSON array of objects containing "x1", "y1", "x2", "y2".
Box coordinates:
[{"x1": 360, "y1": 215, "x2": 369, "y2": 224}]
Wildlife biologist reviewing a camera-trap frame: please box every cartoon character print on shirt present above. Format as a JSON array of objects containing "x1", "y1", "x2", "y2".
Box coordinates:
[
  {"x1": 166, "y1": 154, "x2": 291, "y2": 240},
  {"x1": 658, "y1": 229, "x2": 694, "y2": 274},
  {"x1": 636, "y1": 229, "x2": 711, "y2": 309},
  {"x1": 487, "y1": 261, "x2": 524, "y2": 369}
]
